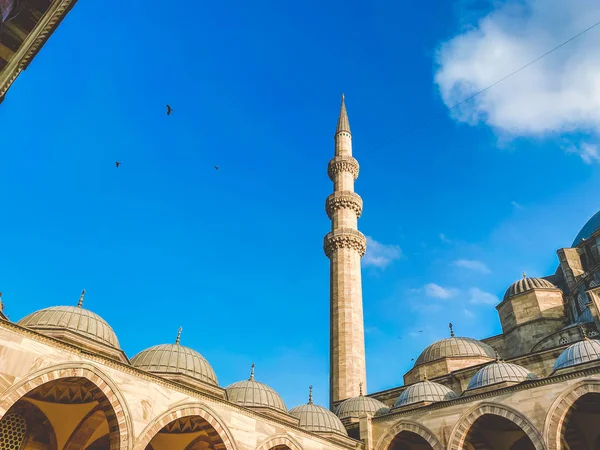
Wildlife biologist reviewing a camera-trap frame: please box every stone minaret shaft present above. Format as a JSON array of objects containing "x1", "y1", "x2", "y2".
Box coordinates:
[{"x1": 324, "y1": 95, "x2": 367, "y2": 408}]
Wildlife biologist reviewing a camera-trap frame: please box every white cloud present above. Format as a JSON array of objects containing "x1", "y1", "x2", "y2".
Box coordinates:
[
  {"x1": 511, "y1": 201, "x2": 525, "y2": 210},
  {"x1": 435, "y1": 0, "x2": 600, "y2": 161},
  {"x1": 424, "y1": 283, "x2": 458, "y2": 299},
  {"x1": 565, "y1": 142, "x2": 600, "y2": 164},
  {"x1": 453, "y1": 259, "x2": 491, "y2": 274},
  {"x1": 363, "y1": 236, "x2": 402, "y2": 269},
  {"x1": 463, "y1": 308, "x2": 476, "y2": 319},
  {"x1": 439, "y1": 233, "x2": 453, "y2": 244},
  {"x1": 469, "y1": 287, "x2": 499, "y2": 305}
]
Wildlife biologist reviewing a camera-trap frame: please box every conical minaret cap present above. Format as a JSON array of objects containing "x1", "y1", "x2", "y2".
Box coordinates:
[{"x1": 336, "y1": 94, "x2": 351, "y2": 134}]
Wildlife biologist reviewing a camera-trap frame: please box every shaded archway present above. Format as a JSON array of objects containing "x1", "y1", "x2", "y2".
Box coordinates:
[
  {"x1": 376, "y1": 421, "x2": 443, "y2": 450},
  {"x1": 449, "y1": 403, "x2": 545, "y2": 450},
  {"x1": 256, "y1": 435, "x2": 303, "y2": 450},
  {"x1": 560, "y1": 392, "x2": 600, "y2": 450},
  {"x1": 0, "y1": 364, "x2": 132, "y2": 450},
  {"x1": 134, "y1": 404, "x2": 237, "y2": 450}
]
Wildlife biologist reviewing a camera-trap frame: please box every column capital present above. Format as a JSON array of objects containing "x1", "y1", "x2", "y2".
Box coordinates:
[
  {"x1": 324, "y1": 229, "x2": 367, "y2": 258},
  {"x1": 326, "y1": 191, "x2": 363, "y2": 219},
  {"x1": 328, "y1": 156, "x2": 359, "y2": 181}
]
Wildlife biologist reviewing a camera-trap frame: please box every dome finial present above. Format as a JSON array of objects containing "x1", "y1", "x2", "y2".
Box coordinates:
[
  {"x1": 308, "y1": 385, "x2": 313, "y2": 404},
  {"x1": 359, "y1": 381, "x2": 363, "y2": 396},
  {"x1": 175, "y1": 326, "x2": 182, "y2": 345},
  {"x1": 494, "y1": 347, "x2": 501, "y2": 361},
  {"x1": 523, "y1": 272, "x2": 527, "y2": 279},
  {"x1": 249, "y1": 363, "x2": 255, "y2": 381},
  {"x1": 449, "y1": 322, "x2": 455, "y2": 337},
  {"x1": 77, "y1": 289, "x2": 86, "y2": 308},
  {"x1": 580, "y1": 325, "x2": 589, "y2": 340},
  {"x1": 423, "y1": 369, "x2": 428, "y2": 382}
]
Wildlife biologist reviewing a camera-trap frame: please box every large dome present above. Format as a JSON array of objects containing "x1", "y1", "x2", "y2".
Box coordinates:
[
  {"x1": 415, "y1": 337, "x2": 496, "y2": 366},
  {"x1": 467, "y1": 361, "x2": 536, "y2": 391},
  {"x1": 573, "y1": 210, "x2": 600, "y2": 247},
  {"x1": 503, "y1": 277, "x2": 558, "y2": 301},
  {"x1": 289, "y1": 388, "x2": 347, "y2": 435},
  {"x1": 394, "y1": 380, "x2": 457, "y2": 408},
  {"x1": 225, "y1": 365, "x2": 286, "y2": 412},
  {"x1": 18, "y1": 305, "x2": 120, "y2": 349},
  {"x1": 554, "y1": 338, "x2": 600, "y2": 371},
  {"x1": 131, "y1": 341, "x2": 218, "y2": 386},
  {"x1": 335, "y1": 390, "x2": 389, "y2": 420}
]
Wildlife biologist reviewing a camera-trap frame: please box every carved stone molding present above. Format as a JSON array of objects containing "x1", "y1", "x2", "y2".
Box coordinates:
[
  {"x1": 326, "y1": 191, "x2": 363, "y2": 219},
  {"x1": 328, "y1": 156, "x2": 359, "y2": 181},
  {"x1": 324, "y1": 229, "x2": 367, "y2": 258}
]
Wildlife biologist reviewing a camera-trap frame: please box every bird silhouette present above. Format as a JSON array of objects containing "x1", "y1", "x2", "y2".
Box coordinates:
[
  {"x1": 166, "y1": 105, "x2": 173, "y2": 116},
  {"x1": 115, "y1": 161, "x2": 121, "y2": 168},
  {"x1": 410, "y1": 358, "x2": 414, "y2": 361},
  {"x1": 214, "y1": 166, "x2": 219, "y2": 170},
  {"x1": 419, "y1": 330, "x2": 423, "y2": 333}
]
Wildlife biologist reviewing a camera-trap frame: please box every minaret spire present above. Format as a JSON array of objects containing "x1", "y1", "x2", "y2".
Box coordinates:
[
  {"x1": 324, "y1": 94, "x2": 367, "y2": 408},
  {"x1": 175, "y1": 327, "x2": 182, "y2": 345}
]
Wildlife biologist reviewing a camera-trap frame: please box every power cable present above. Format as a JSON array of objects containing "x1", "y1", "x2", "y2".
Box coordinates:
[{"x1": 372, "y1": 18, "x2": 600, "y2": 152}]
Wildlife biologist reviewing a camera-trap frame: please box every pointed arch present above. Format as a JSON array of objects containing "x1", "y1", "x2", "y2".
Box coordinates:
[
  {"x1": 134, "y1": 402, "x2": 238, "y2": 450},
  {"x1": 256, "y1": 434, "x2": 304, "y2": 450},
  {"x1": 0, "y1": 362, "x2": 133, "y2": 450},
  {"x1": 544, "y1": 379, "x2": 600, "y2": 450},
  {"x1": 375, "y1": 420, "x2": 443, "y2": 450},
  {"x1": 448, "y1": 402, "x2": 545, "y2": 450}
]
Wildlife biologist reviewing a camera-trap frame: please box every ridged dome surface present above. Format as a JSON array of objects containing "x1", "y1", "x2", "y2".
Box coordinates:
[
  {"x1": 467, "y1": 361, "x2": 537, "y2": 390},
  {"x1": 503, "y1": 277, "x2": 557, "y2": 301},
  {"x1": 335, "y1": 395, "x2": 390, "y2": 420},
  {"x1": 289, "y1": 403, "x2": 348, "y2": 435},
  {"x1": 415, "y1": 337, "x2": 496, "y2": 366},
  {"x1": 18, "y1": 306, "x2": 120, "y2": 348},
  {"x1": 394, "y1": 381, "x2": 457, "y2": 408},
  {"x1": 554, "y1": 339, "x2": 600, "y2": 371},
  {"x1": 131, "y1": 344, "x2": 218, "y2": 385},
  {"x1": 573, "y1": 210, "x2": 600, "y2": 247},
  {"x1": 226, "y1": 379, "x2": 286, "y2": 412}
]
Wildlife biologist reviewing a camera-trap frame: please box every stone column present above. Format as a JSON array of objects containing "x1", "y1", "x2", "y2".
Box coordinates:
[{"x1": 324, "y1": 95, "x2": 367, "y2": 408}]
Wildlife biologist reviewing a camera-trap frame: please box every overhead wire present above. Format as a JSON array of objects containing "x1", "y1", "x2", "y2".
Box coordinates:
[{"x1": 371, "y1": 18, "x2": 600, "y2": 152}]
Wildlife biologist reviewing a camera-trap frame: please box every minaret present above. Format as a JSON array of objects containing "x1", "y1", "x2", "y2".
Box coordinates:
[{"x1": 324, "y1": 94, "x2": 367, "y2": 408}]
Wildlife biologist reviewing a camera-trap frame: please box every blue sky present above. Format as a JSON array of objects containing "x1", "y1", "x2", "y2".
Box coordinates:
[{"x1": 1, "y1": 0, "x2": 599, "y2": 408}]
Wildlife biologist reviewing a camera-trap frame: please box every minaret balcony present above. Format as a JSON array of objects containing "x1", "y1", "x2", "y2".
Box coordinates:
[
  {"x1": 326, "y1": 191, "x2": 363, "y2": 219},
  {"x1": 328, "y1": 156, "x2": 359, "y2": 181},
  {"x1": 324, "y1": 228, "x2": 367, "y2": 258}
]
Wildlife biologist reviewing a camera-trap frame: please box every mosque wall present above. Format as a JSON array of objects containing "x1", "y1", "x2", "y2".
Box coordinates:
[{"x1": 0, "y1": 323, "x2": 356, "y2": 450}]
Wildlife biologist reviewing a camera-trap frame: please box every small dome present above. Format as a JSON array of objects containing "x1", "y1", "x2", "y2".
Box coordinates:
[
  {"x1": 131, "y1": 337, "x2": 218, "y2": 386},
  {"x1": 554, "y1": 338, "x2": 600, "y2": 371},
  {"x1": 394, "y1": 380, "x2": 457, "y2": 408},
  {"x1": 467, "y1": 361, "x2": 536, "y2": 390},
  {"x1": 573, "y1": 210, "x2": 600, "y2": 247},
  {"x1": 335, "y1": 388, "x2": 389, "y2": 420},
  {"x1": 415, "y1": 336, "x2": 496, "y2": 366},
  {"x1": 225, "y1": 365, "x2": 286, "y2": 412},
  {"x1": 289, "y1": 387, "x2": 347, "y2": 435},
  {"x1": 18, "y1": 302, "x2": 120, "y2": 349},
  {"x1": 504, "y1": 277, "x2": 558, "y2": 301}
]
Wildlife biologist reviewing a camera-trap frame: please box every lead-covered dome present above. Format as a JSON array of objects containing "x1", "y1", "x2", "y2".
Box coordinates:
[
  {"x1": 394, "y1": 379, "x2": 457, "y2": 408},
  {"x1": 415, "y1": 337, "x2": 496, "y2": 366},
  {"x1": 467, "y1": 361, "x2": 536, "y2": 391},
  {"x1": 225, "y1": 364, "x2": 286, "y2": 412},
  {"x1": 503, "y1": 277, "x2": 558, "y2": 301},
  {"x1": 18, "y1": 291, "x2": 120, "y2": 349},
  {"x1": 289, "y1": 387, "x2": 347, "y2": 435},
  {"x1": 335, "y1": 388, "x2": 389, "y2": 420},
  {"x1": 131, "y1": 329, "x2": 218, "y2": 386},
  {"x1": 573, "y1": 210, "x2": 600, "y2": 247},
  {"x1": 554, "y1": 338, "x2": 600, "y2": 371}
]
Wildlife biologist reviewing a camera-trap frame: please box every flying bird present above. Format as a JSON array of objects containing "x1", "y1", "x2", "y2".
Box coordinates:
[
  {"x1": 166, "y1": 105, "x2": 173, "y2": 116},
  {"x1": 214, "y1": 166, "x2": 219, "y2": 170},
  {"x1": 115, "y1": 161, "x2": 121, "y2": 168}
]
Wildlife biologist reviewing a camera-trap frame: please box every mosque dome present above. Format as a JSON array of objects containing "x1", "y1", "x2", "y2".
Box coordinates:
[
  {"x1": 503, "y1": 276, "x2": 558, "y2": 301},
  {"x1": 225, "y1": 364, "x2": 286, "y2": 412},
  {"x1": 394, "y1": 379, "x2": 457, "y2": 408},
  {"x1": 572, "y1": 210, "x2": 600, "y2": 247},
  {"x1": 554, "y1": 338, "x2": 600, "y2": 371},
  {"x1": 289, "y1": 387, "x2": 348, "y2": 435},
  {"x1": 335, "y1": 386, "x2": 389, "y2": 420},
  {"x1": 467, "y1": 361, "x2": 536, "y2": 391},
  {"x1": 131, "y1": 328, "x2": 218, "y2": 386},
  {"x1": 18, "y1": 290, "x2": 120, "y2": 349},
  {"x1": 415, "y1": 325, "x2": 496, "y2": 366}
]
